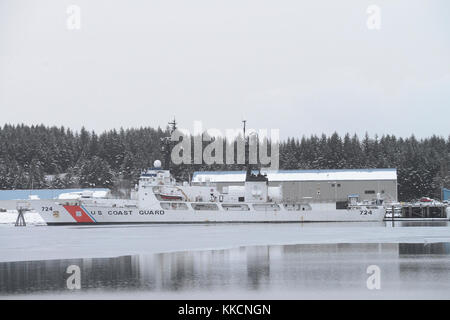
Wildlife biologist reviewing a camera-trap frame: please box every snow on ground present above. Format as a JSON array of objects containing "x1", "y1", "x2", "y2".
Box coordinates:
[
  {"x1": 0, "y1": 210, "x2": 45, "y2": 225},
  {"x1": 1, "y1": 222, "x2": 450, "y2": 263}
]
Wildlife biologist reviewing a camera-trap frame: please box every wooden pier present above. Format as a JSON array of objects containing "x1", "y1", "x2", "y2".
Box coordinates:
[{"x1": 384, "y1": 203, "x2": 449, "y2": 221}]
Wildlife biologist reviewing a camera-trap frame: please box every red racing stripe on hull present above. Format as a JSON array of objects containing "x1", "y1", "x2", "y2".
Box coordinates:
[{"x1": 63, "y1": 205, "x2": 94, "y2": 223}]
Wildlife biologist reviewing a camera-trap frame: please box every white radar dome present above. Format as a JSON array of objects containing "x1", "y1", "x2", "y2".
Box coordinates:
[{"x1": 153, "y1": 160, "x2": 162, "y2": 168}]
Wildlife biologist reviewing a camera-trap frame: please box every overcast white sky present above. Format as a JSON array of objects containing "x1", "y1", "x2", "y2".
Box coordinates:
[{"x1": 0, "y1": 0, "x2": 449, "y2": 139}]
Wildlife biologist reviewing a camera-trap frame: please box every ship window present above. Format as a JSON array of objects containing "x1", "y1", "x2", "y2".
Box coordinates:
[
  {"x1": 154, "y1": 193, "x2": 183, "y2": 201},
  {"x1": 222, "y1": 204, "x2": 250, "y2": 211},
  {"x1": 284, "y1": 204, "x2": 302, "y2": 211},
  {"x1": 301, "y1": 204, "x2": 312, "y2": 211},
  {"x1": 364, "y1": 190, "x2": 376, "y2": 194},
  {"x1": 282, "y1": 204, "x2": 312, "y2": 211},
  {"x1": 238, "y1": 197, "x2": 245, "y2": 202},
  {"x1": 253, "y1": 204, "x2": 281, "y2": 211},
  {"x1": 191, "y1": 203, "x2": 219, "y2": 211},
  {"x1": 284, "y1": 203, "x2": 311, "y2": 211},
  {"x1": 160, "y1": 202, "x2": 189, "y2": 210}
]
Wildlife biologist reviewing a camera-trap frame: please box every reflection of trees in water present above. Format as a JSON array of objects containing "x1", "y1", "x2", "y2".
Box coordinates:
[
  {"x1": 152, "y1": 249, "x2": 245, "y2": 291},
  {"x1": 246, "y1": 246, "x2": 270, "y2": 290},
  {"x1": 274, "y1": 243, "x2": 400, "y2": 289},
  {"x1": 158, "y1": 247, "x2": 271, "y2": 291},
  {"x1": 86, "y1": 256, "x2": 140, "y2": 289},
  {"x1": 165, "y1": 251, "x2": 195, "y2": 291}
]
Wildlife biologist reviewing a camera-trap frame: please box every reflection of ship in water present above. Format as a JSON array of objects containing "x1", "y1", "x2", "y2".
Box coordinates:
[
  {"x1": 398, "y1": 242, "x2": 450, "y2": 288},
  {"x1": 399, "y1": 242, "x2": 450, "y2": 255},
  {"x1": 0, "y1": 255, "x2": 140, "y2": 294},
  {"x1": 1, "y1": 243, "x2": 450, "y2": 295}
]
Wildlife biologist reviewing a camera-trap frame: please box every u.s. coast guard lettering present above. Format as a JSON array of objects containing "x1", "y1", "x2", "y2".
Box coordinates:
[
  {"x1": 139, "y1": 210, "x2": 164, "y2": 215},
  {"x1": 108, "y1": 210, "x2": 132, "y2": 215},
  {"x1": 88, "y1": 210, "x2": 164, "y2": 215}
]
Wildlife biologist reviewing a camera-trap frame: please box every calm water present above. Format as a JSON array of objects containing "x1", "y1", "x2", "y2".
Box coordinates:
[{"x1": 1, "y1": 241, "x2": 450, "y2": 299}]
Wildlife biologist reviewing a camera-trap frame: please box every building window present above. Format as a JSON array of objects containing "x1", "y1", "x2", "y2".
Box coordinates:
[{"x1": 364, "y1": 190, "x2": 376, "y2": 194}]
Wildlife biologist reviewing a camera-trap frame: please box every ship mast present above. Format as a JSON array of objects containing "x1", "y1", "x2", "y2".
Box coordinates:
[
  {"x1": 243, "y1": 119, "x2": 264, "y2": 181},
  {"x1": 161, "y1": 117, "x2": 177, "y2": 170},
  {"x1": 168, "y1": 117, "x2": 177, "y2": 134},
  {"x1": 243, "y1": 119, "x2": 252, "y2": 179}
]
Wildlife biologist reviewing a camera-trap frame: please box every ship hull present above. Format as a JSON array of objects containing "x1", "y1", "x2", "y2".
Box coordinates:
[{"x1": 30, "y1": 200, "x2": 386, "y2": 225}]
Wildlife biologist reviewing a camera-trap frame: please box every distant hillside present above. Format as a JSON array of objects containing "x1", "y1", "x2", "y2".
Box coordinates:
[{"x1": 0, "y1": 124, "x2": 449, "y2": 201}]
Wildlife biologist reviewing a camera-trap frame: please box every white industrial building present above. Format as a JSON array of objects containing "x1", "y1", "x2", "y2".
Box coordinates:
[{"x1": 192, "y1": 168, "x2": 398, "y2": 202}]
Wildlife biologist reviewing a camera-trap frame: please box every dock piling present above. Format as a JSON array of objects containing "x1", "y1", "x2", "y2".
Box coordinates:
[{"x1": 15, "y1": 201, "x2": 30, "y2": 227}]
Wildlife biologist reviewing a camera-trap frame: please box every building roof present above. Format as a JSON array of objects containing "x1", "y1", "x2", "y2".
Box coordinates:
[
  {"x1": 0, "y1": 188, "x2": 109, "y2": 201},
  {"x1": 192, "y1": 168, "x2": 397, "y2": 183}
]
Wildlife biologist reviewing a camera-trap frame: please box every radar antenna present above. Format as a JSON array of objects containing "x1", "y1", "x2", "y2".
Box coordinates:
[{"x1": 168, "y1": 117, "x2": 177, "y2": 134}]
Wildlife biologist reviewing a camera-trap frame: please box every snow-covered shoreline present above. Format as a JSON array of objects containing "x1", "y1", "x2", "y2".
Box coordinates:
[{"x1": 0, "y1": 210, "x2": 45, "y2": 225}]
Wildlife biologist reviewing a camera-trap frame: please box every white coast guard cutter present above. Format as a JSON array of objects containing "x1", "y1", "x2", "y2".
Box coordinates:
[{"x1": 30, "y1": 160, "x2": 386, "y2": 225}]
